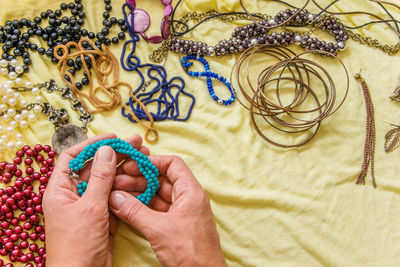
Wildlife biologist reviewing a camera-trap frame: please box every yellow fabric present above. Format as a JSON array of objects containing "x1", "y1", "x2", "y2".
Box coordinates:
[{"x1": 1, "y1": 0, "x2": 400, "y2": 266}]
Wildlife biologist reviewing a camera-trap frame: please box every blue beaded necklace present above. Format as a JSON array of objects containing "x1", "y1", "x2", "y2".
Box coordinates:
[
  {"x1": 181, "y1": 55, "x2": 236, "y2": 106},
  {"x1": 121, "y1": 3, "x2": 195, "y2": 123},
  {"x1": 68, "y1": 138, "x2": 159, "y2": 205}
]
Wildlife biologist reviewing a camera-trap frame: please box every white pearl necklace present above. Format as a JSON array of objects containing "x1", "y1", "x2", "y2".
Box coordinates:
[{"x1": 0, "y1": 59, "x2": 43, "y2": 157}]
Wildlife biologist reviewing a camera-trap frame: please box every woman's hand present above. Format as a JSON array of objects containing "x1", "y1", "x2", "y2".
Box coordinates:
[
  {"x1": 110, "y1": 155, "x2": 226, "y2": 267},
  {"x1": 43, "y1": 134, "x2": 148, "y2": 267}
]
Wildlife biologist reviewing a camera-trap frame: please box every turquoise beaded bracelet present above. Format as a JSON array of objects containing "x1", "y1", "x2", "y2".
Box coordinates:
[{"x1": 68, "y1": 138, "x2": 159, "y2": 205}]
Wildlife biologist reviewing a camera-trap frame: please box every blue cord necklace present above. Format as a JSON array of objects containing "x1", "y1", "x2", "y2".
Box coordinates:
[
  {"x1": 181, "y1": 55, "x2": 236, "y2": 106},
  {"x1": 68, "y1": 138, "x2": 159, "y2": 205},
  {"x1": 121, "y1": 3, "x2": 195, "y2": 123}
]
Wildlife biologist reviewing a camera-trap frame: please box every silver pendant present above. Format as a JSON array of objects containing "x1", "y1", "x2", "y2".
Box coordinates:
[{"x1": 52, "y1": 124, "x2": 87, "y2": 155}]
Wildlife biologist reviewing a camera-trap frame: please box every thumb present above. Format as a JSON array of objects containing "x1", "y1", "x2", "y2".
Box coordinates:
[
  {"x1": 83, "y1": 146, "x2": 117, "y2": 201},
  {"x1": 109, "y1": 190, "x2": 160, "y2": 237}
]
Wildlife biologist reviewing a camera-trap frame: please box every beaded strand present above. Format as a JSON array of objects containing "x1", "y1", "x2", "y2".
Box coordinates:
[
  {"x1": 181, "y1": 55, "x2": 236, "y2": 106},
  {"x1": 68, "y1": 138, "x2": 159, "y2": 205}
]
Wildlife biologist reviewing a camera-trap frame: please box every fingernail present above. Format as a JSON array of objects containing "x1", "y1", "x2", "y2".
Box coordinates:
[
  {"x1": 95, "y1": 146, "x2": 114, "y2": 162},
  {"x1": 110, "y1": 192, "x2": 126, "y2": 210}
]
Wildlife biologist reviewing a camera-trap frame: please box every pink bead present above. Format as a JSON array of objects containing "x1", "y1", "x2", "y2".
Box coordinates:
[
  {"x1": 25, "y1": 149, "x2": 35, "y2": 157},
  {"x1": 34, "y1": 256, "x2": 41, "y2": 263},
  {"x1": 6, "y1": 186, "x2": 14, "y2": 195},
  {"x1": 48, "y1": 150, "x2": 56, "y2": 158},
  {"x1": 34, "y1": 144, "x2": 43, "y2": 152},
  {"x1": 14, "y1": 226, "x2": 22, "y2": 234},
  {"x1": 148, "y1": 35, "x2": 164, "y2": 44},
  {"x1": 40, "y1": 167, "x2": 47, "y2": 174},
  {"x1": 13, "y1": 169, "x2": 22, "y2": 177},
  {"x1": 10, "y1": 234, "x2": 18, "y2": 242},
  {"x1": 19, "y1": 255, "x2": 28, "y2": 263},
  {"x1": 34, "y1": 205, "x2": 42, "y2": 213},
  {"x1": 35, "y1": 225, "x2": 43, "y2": 233},
  {"x1": 26, "y1": 252, "x2": 34, "y2": 260},
  {"x1": 162, "y1": 0, "x2": 172, "y2": 5},
  {"x1": 5, "y1": 211, "x2": 14, "y2": 219},
  {"x1": 164, "y1": 5, "x2": 173, "y2": 17},
  {"x1": 38, "y1": 247, "x2": 45, "y2": 256},
  {"x1": 39, "y1": 176, "x2": 48, "y2": 184},
  {"x1": 19, "y1": 241, "x2": 29, "y2": 249},
  {"x1": 13, "y1": 157, "x2": 22, "y2": 165},
  {"x1": 23, "y1": 222, "x2": 32, "y2": 230},
  {"x1": 29, "y1": 232, "x2": 38, "y2": 241},
  {"x1": 6, "y1": 164, "x2": 17, "y2": 173},
  {"x1": 46, "y1": 158, "x2": 54, "y2": 165},
  {"x1": 24, "y1": 158, "x2": 33, "y2": 165},
  {"x1": 6, "y1": 198, "x2": 15, "y2": 207},
  {"x1": 23, "y1": 190, "x2": 32, "y2": 199},
  {"x1": 10, "y1": 248, "x2": 20, "y2": 257},
  {"x1": 33, "y1": 172, "x2": 41, "y2": 180},
  {"x1": 1, "y1": 205, "x2": 10, "y2": 213},
  {"x1": 29, "y1": 243, "x2": 38, "y2": 252},
  {"x1": 39, "y1": 233, "x2": 45, "y2": 241},
  {"x1": 13, "y1": 192, "x2": 23, "y2": 200},
  {"x1": 26, "y1": 167, "x2": 33, "y2": 175},
  {"x1": 4, "y1": 229, "x2": 12, "y2": 236},
  {"x1": 5, "y1": 241, "x2": 14, "y2": 250},
  {"x1": 29, "y1": 215, "x2": 38, "y2": 224},
  {"x1": 126, "y1": 0, "x2": 136, "y2": 9},
  {"x1": 20, "y1": 232, "x2": 28, "y2": 240},
  {"x1": 14, "y1": 180, "x2": 23, "y2": 188},
  {"x1": 10, "y1": 218, "x2": 18, "y2": 226},
  {"x1": 36, "y1": 155, "x2": 44, "y2": 162},
  {"x1": 0, "y1": 221, "x2": 9, "y2": 229},
  {"x1": 23, "y1": 176, "x2": 33, "y2": 185}
]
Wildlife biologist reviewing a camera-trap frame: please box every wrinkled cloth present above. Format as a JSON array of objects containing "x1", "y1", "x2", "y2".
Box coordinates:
[{"x1": 1, "y1": 0, "x2": 400, "y2": 266}]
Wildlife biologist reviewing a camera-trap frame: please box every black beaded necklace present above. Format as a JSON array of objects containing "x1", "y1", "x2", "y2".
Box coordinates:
[{"x1": 0, "y1": 0, "x2": 128, "y2": 88}]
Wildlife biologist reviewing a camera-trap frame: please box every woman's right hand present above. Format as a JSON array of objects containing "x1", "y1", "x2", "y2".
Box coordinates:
[{"x1": 109, "y1": 155, "x2": 226, "y2": 267}]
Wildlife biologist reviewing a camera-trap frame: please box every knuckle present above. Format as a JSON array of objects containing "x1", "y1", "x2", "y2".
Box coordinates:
[
  {"x1": 90, "y1": 165, "x2": 113, "y2": 182},
  {"x1": 86, "y1": 201, "x2": 108, "y2": 216},
  {"x1": 172, "y1": 155, "x2": 184, "y2": 163},
  {"x1": 126, "y1": 200, "x2": 143, "y2": 224}
]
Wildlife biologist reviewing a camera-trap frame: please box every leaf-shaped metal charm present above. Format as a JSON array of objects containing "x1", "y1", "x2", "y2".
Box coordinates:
[{"x1": 384, "y1": 127, "x2": 400, "y2": 152}]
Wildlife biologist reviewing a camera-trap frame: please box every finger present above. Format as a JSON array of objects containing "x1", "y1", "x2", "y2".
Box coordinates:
[
  {"x1": 81, "y1": 135, "x2": 145, "y2": 179},
  {"x1": 83, "y1": 146, "x2": 117, "y2": 202},
  {"x1": 46, "y1": 152, "x2": 76, "y2": 193},
  {"x1": 148, "y1": 194, "x2": 171, "y2": 212},
  {"x1": 113, "y1": 174, "x2": 172, "y2": 204},
  {"x1": 148, "y1": 155, "x2": 199, "y2": 186},
  {"x1": 116, "y1": 145, "x2": 150, "y2": 175},
  {"x1": 116, "y1": 135, "x2": 144, "y2": 164},
  {"x1": 113, "y1": 174, "x2": 148, "y2": 192},
  {"x1": 109, "y1": 190, "x2": 162, "y2": 238},
  {"x1": 139, "y1": 146, "x2": 150, "y2": 156},
  {"x1": 125, "y1": 192, "x2": 171, "y2": 212}
]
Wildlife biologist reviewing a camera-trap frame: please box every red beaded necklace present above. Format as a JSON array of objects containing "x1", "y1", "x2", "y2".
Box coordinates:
[{"x1": 0, "y1": 144, "x2": 56, "y2": 266}]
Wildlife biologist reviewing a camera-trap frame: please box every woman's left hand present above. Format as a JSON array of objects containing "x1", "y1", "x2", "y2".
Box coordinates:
[{"x1": 43, "y1": 134, "x2": 149, "y2": 267}]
